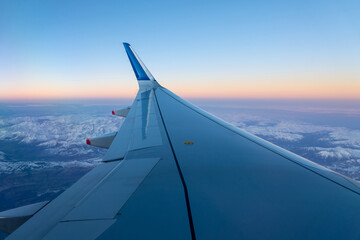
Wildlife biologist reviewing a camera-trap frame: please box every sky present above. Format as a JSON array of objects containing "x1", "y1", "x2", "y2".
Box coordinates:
[{"x1": 0, "y1": 0, "x2": 359, "y2": 99}]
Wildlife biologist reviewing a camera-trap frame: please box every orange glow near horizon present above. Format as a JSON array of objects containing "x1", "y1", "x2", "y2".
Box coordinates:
[
  {"x1": 1, "y1": 76, "x2": 360, "y2": 100},
  {"x1": 0, "y1": 87, "x2": 137, "y2": 100},
  {"x1": 173, "y1": 81, "x2": 360, "y2": 99}
]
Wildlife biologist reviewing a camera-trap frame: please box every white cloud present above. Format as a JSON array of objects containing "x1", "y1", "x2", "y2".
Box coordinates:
[
  {"x1": 0, "y1": 114, "x2": 124, "y2": 156},
  {"x1": 0, "y1": 158, "x2": 102, "y2": 173},
  {"x1": 328, "y1": 129, "x2": 360, "y2": 148},
  {"x1": 245, "y1": 122, "x2": 306, "y2": 141},
  {"x1": 307, "y1": 147, "x2": 360, "y2": 160},
  {"x1": 215, "y1": 111, "x2": 360, "y2": 149}
]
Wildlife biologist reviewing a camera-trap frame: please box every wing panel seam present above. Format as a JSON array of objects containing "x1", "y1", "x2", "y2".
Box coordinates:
[{"x1": 154, "y1": 89, "x2": 197, "y2": 240}]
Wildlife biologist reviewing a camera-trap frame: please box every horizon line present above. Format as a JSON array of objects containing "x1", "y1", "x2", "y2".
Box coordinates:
[{"x1": 1, "y1": 96, "x2": 360, "y2": 102}]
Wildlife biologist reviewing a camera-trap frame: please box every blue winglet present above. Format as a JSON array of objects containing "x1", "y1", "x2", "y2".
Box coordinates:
[{"x1": 123, "y1": 43, "x2": 154, "y2": 81}]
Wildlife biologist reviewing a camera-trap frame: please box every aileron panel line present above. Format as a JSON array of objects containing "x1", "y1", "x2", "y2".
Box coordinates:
[
  {"x1": 42, "y1": 219, "x2": 116, "y2": 240},
  {"x1": 6, "y1": 162, "x2": 120, "y2": 240},
  {"x1": 62, "y1": 158, "x2": 160, "y2": 221}
]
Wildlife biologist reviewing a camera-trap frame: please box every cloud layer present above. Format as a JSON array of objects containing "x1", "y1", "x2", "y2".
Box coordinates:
[
  {"x1": 0, "y1": 113, "x2": 123, "y2": 172},
  {"x1": 0, "y1": 114, "x2": 123, "y2": 155},
  {"x1": 1, "y1": 105, "x2": 360, "y2": 180}
]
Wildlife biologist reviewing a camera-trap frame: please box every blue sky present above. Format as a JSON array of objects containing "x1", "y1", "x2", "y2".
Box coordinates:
[{"x1": 0, "y1": 0, "x2": 359, "y2": 99}]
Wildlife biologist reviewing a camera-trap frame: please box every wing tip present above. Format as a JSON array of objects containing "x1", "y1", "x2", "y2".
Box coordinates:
[{"x1": 122, "y1": 42, "x2": 156, "y2": 83}]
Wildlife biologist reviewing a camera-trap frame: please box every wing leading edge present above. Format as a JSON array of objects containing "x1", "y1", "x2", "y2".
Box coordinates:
[{"x1": 5, "y1": 43, "x2": 360, "y2": 240}]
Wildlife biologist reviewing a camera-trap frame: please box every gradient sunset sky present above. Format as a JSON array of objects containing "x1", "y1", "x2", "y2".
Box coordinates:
[{"x1": 0, "y1": 0, "x2": 359, "y2": 99}]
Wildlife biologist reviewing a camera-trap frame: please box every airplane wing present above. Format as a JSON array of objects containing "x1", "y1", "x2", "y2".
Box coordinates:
[{"x1": 3, "y1": 43, "x2": 360, "y2": 240}]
